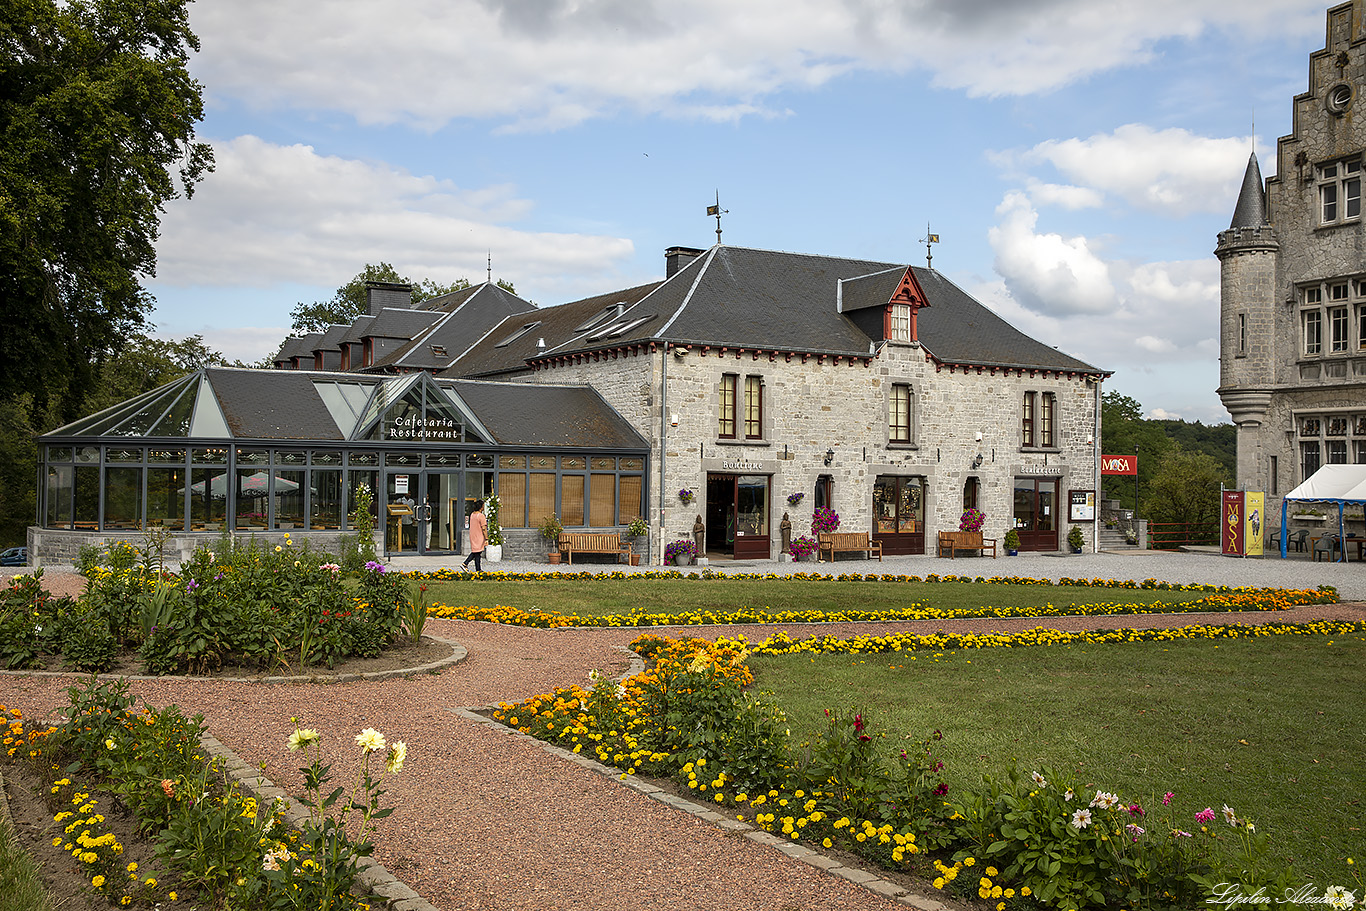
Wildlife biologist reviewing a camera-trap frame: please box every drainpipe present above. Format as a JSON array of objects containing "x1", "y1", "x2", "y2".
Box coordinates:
[
  {"x1": 658, "y1": 344, "x2": 669, "y2": 566},
  {"x1": 1093, "y1": 376, "x2": 1102, "y2": 553}
]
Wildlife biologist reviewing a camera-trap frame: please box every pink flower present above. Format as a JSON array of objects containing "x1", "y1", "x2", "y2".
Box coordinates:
[
  {"x1": 1128, "y1": 803, "x2": 1145, "y2": 817},
  {"x1": 1195, "y1": 807, "x2": 1217, "y2": 824},
  {"x1": 1163, "y1": 792, "x2": 1174, "y2": 806}
]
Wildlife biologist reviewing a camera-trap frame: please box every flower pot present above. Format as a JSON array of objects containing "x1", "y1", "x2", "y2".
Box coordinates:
[
  {"x1": 485, "y1": 544, "x2": 502, "y2": 563},
  {"x1": 1071, "y1": 546, "x2": 1083, "y2": 554},
  {"x1": 630, "y1": 553, "x2": 640, "y2": 566},
  {"x1": 798, "y1": 553, "x2": 817, "y2": 563},
  {"x1": 547, "y1": 551, "x2": 561, "y2": 564},
  {"x1": 1007, "y1": 549, "x2": 1019, "y2": 556},
  {"x1": 674, "y1": 554, "x2": 691, "y2": 566}
]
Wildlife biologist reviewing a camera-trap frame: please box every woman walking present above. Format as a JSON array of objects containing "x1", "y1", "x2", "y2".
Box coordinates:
[{"x1": 461, "y1": 500, "x2": 487, "y2": 572}]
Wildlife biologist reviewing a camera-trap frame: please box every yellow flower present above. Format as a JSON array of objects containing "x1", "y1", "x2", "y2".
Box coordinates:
[
  {"x1": 127, "y1": 862, "x2": 137, "y2": 873},
  {"x1": 92, "y1": 875, "x2": 105, "y2": 888},
  {"x1": 355, "y1": 728, "x2": 386, "y2": 753}
]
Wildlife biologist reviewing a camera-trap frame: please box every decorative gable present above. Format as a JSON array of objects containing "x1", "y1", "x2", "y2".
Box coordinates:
[{"x1": 886, "y1": 267, "x2": 931, "y2": 342}]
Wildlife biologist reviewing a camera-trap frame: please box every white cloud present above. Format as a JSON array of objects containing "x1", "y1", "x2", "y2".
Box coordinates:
[
  {"x1": 987, "y1": 191, "x2": 1115, "y2": 315},
  {"x1": 1011, "y1": 125, "x2": 1256, "y2": 216},
  {"x1": 187, "y1": 0, "x2": 1326, "y2": 130},
  {"x1": 154, "y1": 135, "x2": 635, "y2": 292},
  {"x1": 1025, "y1": 180, "x2": 1104, "y2": 211}
]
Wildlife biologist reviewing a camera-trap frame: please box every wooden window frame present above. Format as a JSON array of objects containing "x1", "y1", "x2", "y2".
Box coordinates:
[
  {"x1": 1022, "y1": 392, "x2": 1036, "y2": 448},
  {"x1": 719, "y1": 374, "x2": 737, "y2": 439},
  {"x1": 890, "y1": 384, "x2": 912, "y2": 443},
  {"x1": 743, "y1": 375, "x2": 763, "y2": 440},
  {"x1": 1041, "y1": 392, "x2": 1056, "y2": 448}
]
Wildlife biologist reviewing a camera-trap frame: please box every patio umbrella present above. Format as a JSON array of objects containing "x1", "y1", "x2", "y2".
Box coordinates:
[{"x1": 182, "y1": 471, "x2": 300, "y2": 498}]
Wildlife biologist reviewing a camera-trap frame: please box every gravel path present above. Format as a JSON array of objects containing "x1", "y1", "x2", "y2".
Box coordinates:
[{"x1": 3, "y1": 556, "x2": 1363, "y2": 911}]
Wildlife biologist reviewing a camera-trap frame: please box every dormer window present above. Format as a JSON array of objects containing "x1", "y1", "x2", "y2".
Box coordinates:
[
  {"x1": 889, "y1": 304, "x2": 912, "y2": 341},
  {"x1": 429, "y1": 344, "x2": 448, "y2": 358},
  {"x1": 495, "y1": 321, "x2": 541, "y2": 348}
]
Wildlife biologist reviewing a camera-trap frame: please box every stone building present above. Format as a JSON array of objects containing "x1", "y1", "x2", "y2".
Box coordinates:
[
  {"x1": 1218, "y1": 0, "x2": 1366, "y2": 523},
  {"x1": 442, "y1": 244, "x2": 1108, "y2": 561},
  {"x1": 31, "y1": 243, "x2": 1108, "y2": 564}
]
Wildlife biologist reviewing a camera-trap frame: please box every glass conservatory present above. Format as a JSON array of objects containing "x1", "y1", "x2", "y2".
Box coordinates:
[{"x1": 36, "y1": 368, "x2": 649, "y2": 560}]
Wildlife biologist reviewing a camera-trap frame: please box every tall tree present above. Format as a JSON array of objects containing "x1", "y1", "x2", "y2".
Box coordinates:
[
  {"x1": 1100, "y1": 392, "x2": 1173, "y2": 510},
  {"x1": 0, "y1": 0, "x2": 214, "y2": 422}
]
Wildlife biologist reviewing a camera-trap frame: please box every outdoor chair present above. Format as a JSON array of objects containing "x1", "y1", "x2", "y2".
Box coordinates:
[
  {"x1": 1288, "y1": 529, "x2": 1309, "y2": 553},
  {"x1": 1268, "y1": 529, "x2": 1281, "y2": 550},
  {"x1": 1312, "y1": 534, "x2": 1343, "y2": 562}
]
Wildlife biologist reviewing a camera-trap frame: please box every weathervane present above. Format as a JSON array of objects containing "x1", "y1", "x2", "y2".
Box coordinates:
[
  {"x1": 706, "y1": 191, "x2": 728, "y2": 244},
  {"x1": 487, "y1": 249, "x2": 492, "y2": 284},
  {"x1": 919, "y1": 223, "x2": 939, "y2": 268}
]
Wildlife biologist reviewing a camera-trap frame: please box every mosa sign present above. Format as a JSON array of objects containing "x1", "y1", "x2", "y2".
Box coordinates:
[{"x1": 1101, "y1": 454, "x2": 1138, "y2": 475}]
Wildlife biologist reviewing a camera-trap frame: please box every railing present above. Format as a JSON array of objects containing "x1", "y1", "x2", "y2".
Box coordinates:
[{"x1": 1146, "y1": 521, "x2": 1219, "y2": 550}]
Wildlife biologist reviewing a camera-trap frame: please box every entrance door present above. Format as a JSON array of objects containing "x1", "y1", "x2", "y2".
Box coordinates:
[
  {"x1": 873, "y1": 475, "x2": 925, "y2": 555},
  {"x1": 705, "y1": 473, "x2": 771, "y2": 559},
  {"x1": 385, "y1": 470, "x2": 462, "y2": 555},
  {"x1": 1013, "y1": 477, "x2": 1059, "y2": 551}
]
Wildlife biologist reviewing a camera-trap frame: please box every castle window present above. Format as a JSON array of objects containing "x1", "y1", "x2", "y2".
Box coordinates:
[
  {"x1": 1331, "y1": 283, "x2": 1349, "y2": 301},
  {"x1": 1238, "y1": 313, "x2": 1247, "y2": 355},
  {"x1": 1331, "y1": 307, "x2": 1350, "y2": 352},
  {"x1": 1319, "y1": 157, "x2": 1362, "y2": 225},
  {"x1": 1327, "y1": 416, "x2": 1348, "y2": 436},
  {"x1": 1301, "y1": 442, "x2": 1321, "y2": 479},
  {"x1": 1327, "y1": 440, "x2": 1348, "y2": 464},
  {"x1": 1359, "y1": 305, "x2": 1366, "y2": 349},
  {"x1": 1356, "y1": 442, "x2": 1366, "y2": 464},
  {"x1": 1304, "y1": 287, "x2": 1322, "y2": 305},
  {"x1": 1301, "y1": 417, "x2": 1321, "y2": 436},
  {"x1": 1303, "y1": 311, "x2": 1322, "y2": 355}
]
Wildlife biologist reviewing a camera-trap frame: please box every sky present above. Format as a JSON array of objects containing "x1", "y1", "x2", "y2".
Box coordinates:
[{"x1": 145, "y1": 0, "x2": 1336, "y2": 424}]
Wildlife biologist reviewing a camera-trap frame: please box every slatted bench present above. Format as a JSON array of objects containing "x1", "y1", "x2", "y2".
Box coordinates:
[
  {"x1": 558, "y1": 532, "x2": 632, "y2": 565},
  {"x1": 818, "y1": 532, "x2": 883, "y2": 562},
  {"x1": 936, "y1": 531, "x2": 996, "y2": 559}
]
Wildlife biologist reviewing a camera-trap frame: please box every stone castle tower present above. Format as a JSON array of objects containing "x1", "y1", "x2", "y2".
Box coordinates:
[{"x1": 1217, "y1": 0, "x2": 1366, "y2": 507}]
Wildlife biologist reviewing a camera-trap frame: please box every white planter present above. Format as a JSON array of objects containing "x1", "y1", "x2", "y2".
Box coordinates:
[
  {"x1": 485, "y1": 544, "x2": 502, "y2": 563},
  {"x1": 674, "y1": 554, "x2": 691, "y2": 566}
]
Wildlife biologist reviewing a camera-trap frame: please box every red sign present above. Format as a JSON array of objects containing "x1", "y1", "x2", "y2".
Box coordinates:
[
  {"x1": 1222, "y1": 491, "x2": 1244, "y2": 556},
  {"x1": 1101, "y1": 454, "x2": 1137, "y2": 475}
]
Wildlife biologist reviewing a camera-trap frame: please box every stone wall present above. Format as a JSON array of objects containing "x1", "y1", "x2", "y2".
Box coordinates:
[{"x1": 27, "y1": 527, "x2": 365, "y2": 567}]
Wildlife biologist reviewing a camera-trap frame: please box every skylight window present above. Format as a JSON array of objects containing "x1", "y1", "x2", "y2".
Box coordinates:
[
  {"x1": 494, "y1": 321, "x2": 541, "y2": 348},
  {"x1": 574, "y1": 302, "x2": 633, "y2": 333},
  {"x1": 430, "y1": 344, "x2": 448, "y2": 358},
  {"x1": 588, "y1": 315, "x2": 654, "y2": 340}
]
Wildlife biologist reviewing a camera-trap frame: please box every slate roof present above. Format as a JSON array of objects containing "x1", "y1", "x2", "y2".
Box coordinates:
[
  {"x1": 371, "y1": 283, "x2": 539, "y2": 372},
  {"x1": 207, "y1": 368, "x2": 348, "y2": 440},
  {"x1": 364, "y1": 307, "x2": 441, "y2": 340},
  {"x1": 274, "y1": 336, "x2": 311, "y2": 364},
  {"x1": 1230, "y1": 152, "x2": 1269, "y2": 229},
  {"x1": 339, "y1": 316, "x2": 375, "y2": 345},
  {"x1": 443, "y1": 244, "x2": 1104, "y2": 377},
  {"x1": 445, "y1": 380, "x2": 647, "y2": 449},
  {"x1": 312, "y1": 324, "x2": 350, "y2": 355}
]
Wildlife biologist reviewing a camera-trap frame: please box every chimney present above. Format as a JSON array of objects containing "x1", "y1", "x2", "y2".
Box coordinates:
[
  {"x1": 664, "y1": 246, "x2": 705, "y2": 278},
  {"x1": 365, "y1": 281, "x2": 413, "y2": 316}
]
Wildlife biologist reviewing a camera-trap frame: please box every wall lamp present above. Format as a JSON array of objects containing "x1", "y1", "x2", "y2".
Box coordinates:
[
  {"x1": 971, "y1": 453, "x2": 984, "y2": 470},
  {"x1": 824, "y1": 448, "x2": 835, "y2": 466}
]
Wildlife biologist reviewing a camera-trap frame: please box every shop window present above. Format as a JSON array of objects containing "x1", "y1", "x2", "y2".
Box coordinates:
[
  {"x1": 529, "y1": 473, "x2": 556, "y2": 526},
  {"x1": 589, "y1": 474, "x2": 616, "y2": 526},
  {"x1": 619, "y1": 476, "x2": 643, "y2": 524},
  {"x1": 561, "y1": 475, "x2": 586, "y2": 526},
  {"x1": 719, "y1": 374, "x2": 737, "y2": 438},
  {"x1": 890, "y1": 384, "x2": 912, "y2": 443},
  {"x1": 735, "y1": 475, "x2": 769, "y2": 537},
  {"x1": 873, "y1": 476, "x2": 922, "y2": 534},
  {"x1": 498, "y1": 472, "x2": 527, "y2": 527}
]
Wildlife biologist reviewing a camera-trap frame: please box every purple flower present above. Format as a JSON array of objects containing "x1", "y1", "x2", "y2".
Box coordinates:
[
  {"x1": 364, "y1": 561, "x2": 386, "y2": 573},
  {"x1": 185, "y1": 579, "x2": 199, "y2": 593}
]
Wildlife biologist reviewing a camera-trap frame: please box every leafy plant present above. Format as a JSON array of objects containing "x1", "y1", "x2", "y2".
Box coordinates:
[
  {"x1": 626, "y1": 517, "x2": 648, "y2": 538},
  {"x1": 400, "y1": 583, "x2": 430, "y2": 646},
  {"x1": 537, "y1": 513, "x2": 563, "y2": 543},
  {"x1": 1068, "y1": 525, "x2": 1086, "y2": 550},
  {"x1": 484, "y1": 493, "x2": 503, "y2": 545},
  {"x1": 1003, "y1": 528, "x2": 1021, "y2": 550},
  {"x1": 794, "y1": 708, "x2": 885, "y2": 819}
]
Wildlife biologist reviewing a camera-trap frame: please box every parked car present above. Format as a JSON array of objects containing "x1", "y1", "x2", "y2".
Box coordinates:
[{"x1": 0, "y1": 546, "x2": 27, "y2": 566}]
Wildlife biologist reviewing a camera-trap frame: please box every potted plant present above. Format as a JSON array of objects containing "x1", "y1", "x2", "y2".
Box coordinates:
[
  {"x1": 665, "y1": 538, "x2": 697, "y2": 566},
  {"x1": 789, "y1": 534, "x2": 820, "y2": 562},
  {"x1": 811, "y1": 507, "x2": 840, "y2": 536},
  {"x1": 959, "y1": 508, "x2": 986, "y2": 533},
  {"x1": 1067, "y1": 525, "x2": 1085, "y2": 554},
  {"x1": 678, "y1": 488, "x2": 695, "y2": 505},
  {"x1": 484, "y1": 494, "x2": 503, "y2": 562},
  {"x1": 1003, "y1": 528, "x2": 1020, "y2": 556},
  {"x1": 625, "y1": 517, "x2": 647, "y2": 565},
  {"x1": 538, "y1": 513, "x2": 563, "y2": 564},
  {"x1": 787, "y1": 491, "x2": 805, "y2": 508}
]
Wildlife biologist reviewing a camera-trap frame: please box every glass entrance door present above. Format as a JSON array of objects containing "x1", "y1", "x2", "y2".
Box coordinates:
[
  {"x1": 385, "y1": 470, "x2": 462, "y2": 555},
  {"x1": 873, "y1": 475, "x2": 925, "y2": 555},
  {"x1": 1013, "y1": 477, "x2": 1059, "y2": 551},
  {"x1": 705, "y1": 473, "x2": 771, "y2": 559}
]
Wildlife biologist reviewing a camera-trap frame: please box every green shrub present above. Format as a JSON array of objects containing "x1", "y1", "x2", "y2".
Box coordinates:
[{"x1": 63, "y1": 616, "x2": 117, "y2": 673}]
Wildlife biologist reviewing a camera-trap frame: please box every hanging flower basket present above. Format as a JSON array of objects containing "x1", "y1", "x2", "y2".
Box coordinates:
[
  {"x1": 787, "y1": 492, "x2": 805, "y2": 507},
  {"x1": 811, "y1": 507, "x2": 840, "y2": 536},
  {"x1": 678, "y1": 488, "x2": 695, "y2": 505}
]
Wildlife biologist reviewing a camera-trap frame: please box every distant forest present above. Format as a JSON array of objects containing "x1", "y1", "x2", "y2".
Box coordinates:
[{"x1": 1152, "y1": 418, "x2": 1235, "y2": 479}]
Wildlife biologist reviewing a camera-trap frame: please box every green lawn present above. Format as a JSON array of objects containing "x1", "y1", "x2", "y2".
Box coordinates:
[
  {"x1": 418, "y1": 577, "x2": 1215, "y2": 619},
  {"x1": 749, "y1": 633, "x2": 1366, "y2": 885},
  {"x1": 0, "y1": 815, "x2": 54, "y2": 911}
]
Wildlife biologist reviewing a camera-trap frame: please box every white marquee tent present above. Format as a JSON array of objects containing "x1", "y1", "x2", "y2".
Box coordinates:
[{"x1": 1278, "y1": 465, "x2": 1366, "y2": 559}]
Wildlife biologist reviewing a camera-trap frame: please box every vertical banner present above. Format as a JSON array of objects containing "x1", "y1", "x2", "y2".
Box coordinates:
[
  {"x1": 1244, "y1": 492, "x2": 1264, "y2": 557},
  {"x1": 1222, "y1": 491, "x2": 1245, "y2": 556}
]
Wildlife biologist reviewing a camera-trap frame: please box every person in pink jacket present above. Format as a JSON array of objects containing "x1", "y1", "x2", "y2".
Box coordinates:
[{"x1": 462, "y1": 500, "x2": 487, "y2": 572}]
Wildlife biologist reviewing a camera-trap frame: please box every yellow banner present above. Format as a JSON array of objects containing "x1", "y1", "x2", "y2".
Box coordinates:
[{"x1": 1245, "y1": 491, "x2": 1264, "y2": 556}]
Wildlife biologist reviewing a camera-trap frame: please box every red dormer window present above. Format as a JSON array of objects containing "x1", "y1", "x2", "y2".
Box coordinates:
[{"x1": 885, "y1": 267, "x2": 929, "y2": 342}]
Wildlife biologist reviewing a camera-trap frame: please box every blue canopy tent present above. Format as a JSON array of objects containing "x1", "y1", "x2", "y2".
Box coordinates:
[{"x1": 1278, "y1": 465, "x2": 1366, "y2": 560}]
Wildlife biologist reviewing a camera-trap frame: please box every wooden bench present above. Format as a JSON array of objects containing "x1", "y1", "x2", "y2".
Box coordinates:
[
  {"x1": 558, "y1": 532, "x2": 632, "y2": 565},
  {"x1": 818, "y1": 532, "x2": 882, "y2": 562},
  {"x1": 936, "y1": 531, "x2": 996, "y2": 559}
]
